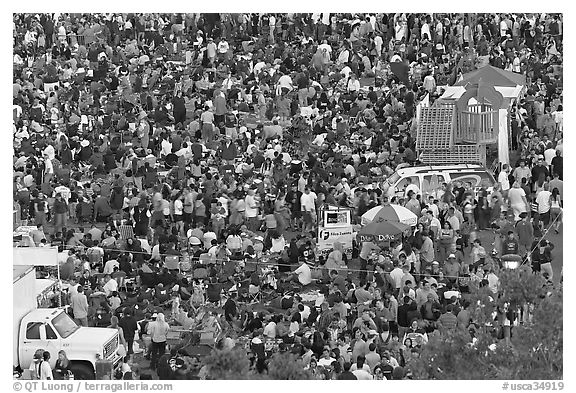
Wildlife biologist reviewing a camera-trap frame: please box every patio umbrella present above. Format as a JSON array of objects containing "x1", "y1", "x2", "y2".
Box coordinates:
[
  {"x1": 361, "y1": 204, "x2": 418, "y2": 226},
  {"x1": 357, "y1": 220, "x2": 409, "y2": 243}
]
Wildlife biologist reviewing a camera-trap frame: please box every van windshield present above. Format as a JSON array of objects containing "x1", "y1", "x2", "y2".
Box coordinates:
[
  {"x1": 387, "y1": 172, "x2": 400, "y2": 185},
  {"x1": 52, "y1": 312, "x2": 80, "y2": 339}
]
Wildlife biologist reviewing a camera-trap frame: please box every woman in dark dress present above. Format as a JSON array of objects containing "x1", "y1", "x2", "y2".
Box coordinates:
[{"x1": 53, "y1": 350, "x2": 71, "y2": 379}]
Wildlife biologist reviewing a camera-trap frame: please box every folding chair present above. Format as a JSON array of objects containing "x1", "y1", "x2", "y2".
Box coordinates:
[
  {"x1": 237, "y1": 279, "x2": 250, "y2": 302},
  {"x1": 193, "y1": 267, "x2": 208, "y2": 280},
  {"x1": 164, "y1": 255, "x2": 180, "y2": 272},
  {"x1": 206, "y1": 283, "x2": 223, "y2": 306},
  {"x1": 244, "y1": 257, "x2": 258, "y2": 274},
  {"x1": 199, "y1": 253, "x2": 212, "y2": 265},
  {"x1": 87, "y1": 247, "x2": 104, "y2": 268},
  {"x1": 179, "y1": 259, "x2": 192, "y2": 274},
  {"x1": 248, "y1": 284, "x2": 262, "y2": 304},
  {"x1": 113, "y1": 271, "x2": 127, "y2": 291}
]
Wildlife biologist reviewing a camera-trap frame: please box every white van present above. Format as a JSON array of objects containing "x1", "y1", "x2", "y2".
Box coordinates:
[{"x1": 383, "y1": 164, "x2": 496, "y2": 199}]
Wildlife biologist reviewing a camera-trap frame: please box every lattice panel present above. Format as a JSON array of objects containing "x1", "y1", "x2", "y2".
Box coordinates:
[
  {"x1": 416, "y1": 107, "x2": 454, "y2": 150},
  {"x1": 419, "y1": 144, "x2": 486, "y2": 166}
]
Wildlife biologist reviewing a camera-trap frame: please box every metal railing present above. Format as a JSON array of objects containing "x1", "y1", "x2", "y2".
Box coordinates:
[
  {"x1": 65, "y1": 34, "x2": 86, "y2": 46},
  {"x1": 456, "y1": 104, "x2": 498, "y2": 144}
]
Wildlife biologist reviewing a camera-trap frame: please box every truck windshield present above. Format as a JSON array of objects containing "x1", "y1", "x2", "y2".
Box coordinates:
[
  {"x1": 387, "y1": 172, "x2": 400, "y2": 185},
  {"x1": 52, "y1": 312, "x2": 80, "y2": 338}
]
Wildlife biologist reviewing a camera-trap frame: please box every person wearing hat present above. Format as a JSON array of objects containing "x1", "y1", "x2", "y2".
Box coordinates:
[
  {"x1": 29, "y1": 350, "x2": 53, "y2": 380},
  {"x1": 443, "y1": 254, "x2": 460, "y2": 285}
]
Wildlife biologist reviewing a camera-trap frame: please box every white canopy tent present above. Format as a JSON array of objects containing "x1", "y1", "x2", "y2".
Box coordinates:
[{"x1": 440, "y1": 85, "x2": 524, "y2": 101}]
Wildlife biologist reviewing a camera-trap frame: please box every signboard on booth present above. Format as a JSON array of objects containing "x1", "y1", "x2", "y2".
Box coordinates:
[
  {"x1": 323, "y1": 210, "x2": 351, "y2": 228},
  {"x1": 317, "y1": 226, "x2": 354, "y2": 258},
  {"x1": 358, "y1": 233, "x2": 401, "y2": 243}
]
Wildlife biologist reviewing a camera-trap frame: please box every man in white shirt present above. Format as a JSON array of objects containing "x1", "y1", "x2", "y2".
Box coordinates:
[
  {"x1": 43, "y1": 142, "x2": 55, "y2": 161},
  {"x1": 421, "y1": 22, "x2": 431, "y2": 40},
  {"x1": 337, "y1": 49, "x2": 350, "y2": 66},
  {"x1": 29, "y1": 224, "x2": 46, "y2": 246},
  {"x1": 318, "y1": 40, "x2": 332, "y2": 56},
  {"x1": 300, "y1": 187, "x2": 317, "y2": 232},
  {"x1": 508, "y1": 181, "x2": 529, "y2": 221},
  {"x1": 535, "y1": 184, "x2": 552, "y2": 224},
  {"x1": 549, "y1": 173, "x2": 563, "y2": 201},
  {"x1": 426, "y1": 210, "x2": 441, "y2": 238},
  {"x1": 44, "y1": 155, "x2": 54, "y2": 181},
  {"x1": 160, "y1": 137, "x2": 172, "y2": 157},
  {"x1": 175, "y1": 142, "x2": 192, "y2": 159},
  {"x1": 347, "y1": 74, "x2": 361, "y2": 93},
  {"x1": 447, "y1": 207, "x2": 461, "y2": 231},
  {"x1": 217, "y1": 194, "x2": 230, "y2": 217},
  {"x1": 217, "y1": 38, "x2": 229, "y2": 55},
  {"x1": 291, "y1": 260, "x2": 312, "y2": 286},
  {"x1": 103, "y1": 259, "x2": 119, "y2": 275},
  {"x1": 389, "y1": 264, "x2": 404, "y2": 292},
  {"x1": 344, "y1": 162, "x2": 356, "y2": 179},
  {"x1": 103, "y1": 275, "x2": 118, "y2": 296},
  {"x1": 244, "y1": 189, "x2": 260, "y2": 232},
  {"x1": 277, "y1": 73, "x2": 294, "y2": 92},
  {"x1": 88, "y1": 225, "x2": 103, "y2": 242},
  {"x1": 352, "y1": 368, "x2": 373, "y2": 380},
  {"x1": 263, "y1": 317, "x2": 277, "y2": 338},
  {"x1": 137, "y1": 237, "x2": 151, "y2": 254},
  {"x1": 500, "y1": 18, "x2": 509, "y2": 37},
  {"x1": 203, "y1": 231, "x2": 217, "y2": 250},
  {"x1": 54, "y1": 183, "x2": 71, "y2": 203},
  {"x1": 486, "y1": 269, "x2": 500, "y2": 294},
  {"x1": 404, "y1": 177, "x2": 420, "y2": 198},
  {"x1": 317, "y1": 347, "x2": 336, "y2": 367},
  {"x1": 544, "y1": 146, "x2": 556, "y2": 167},
  {"x1": 513, "y1": 160, "x2": 531, "y2": 184},
  {"x1": 498, "y1": 164, "x2": 511, "y2": 196},
  {"x1": 265, "y1": 14, "x2": 275, "y2": 43},
  {"x1": 70, "y1": 286, "x2": 89, "y2": 326}
]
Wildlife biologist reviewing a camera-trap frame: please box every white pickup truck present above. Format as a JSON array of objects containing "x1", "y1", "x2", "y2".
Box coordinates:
[{"x1": 14, "y1": 266, "x2": 122, "y2": 379}]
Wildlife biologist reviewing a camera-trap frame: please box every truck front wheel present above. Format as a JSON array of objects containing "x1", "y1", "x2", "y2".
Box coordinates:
[{"x1": 70, "y1": 363, "x2": 95, "y2": 380}]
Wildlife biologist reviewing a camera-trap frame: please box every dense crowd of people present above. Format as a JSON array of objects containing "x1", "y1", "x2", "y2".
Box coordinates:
[{"x1": 13, "y1": 12, "x2": 562, "y2": 380}]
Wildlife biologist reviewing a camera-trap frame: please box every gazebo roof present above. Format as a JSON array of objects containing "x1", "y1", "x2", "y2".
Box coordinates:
[{"x1": 455, "y1": 65, "x2": 526, "y2": 87}]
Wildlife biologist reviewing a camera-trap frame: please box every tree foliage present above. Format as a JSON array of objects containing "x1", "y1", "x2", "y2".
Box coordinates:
[
  {"x1": 497, "y1": 265, "x2": 548, "y2": 308},
  {"x1": 203, "y1": 348, "x2": 252, "y2": 380},
  {"x1": 203, "y1": 348, "x2": 314, "y2": 380},
  {"x1": 267, "y1": 352, "x2": 313, "y2": 380},
  {"x1": 409, "y1": 267, "x2": 562, "y2": 380},
  {"x1": 507, "y1": 290, "x2": 563, "y2": 379}
]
